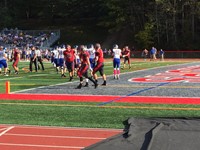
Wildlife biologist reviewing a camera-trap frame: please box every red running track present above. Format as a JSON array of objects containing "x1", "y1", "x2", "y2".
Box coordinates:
[
  {"x1": 0, "y1": 93, "x2": 200, "y2": 105},
  {"x1": 0, "y1": 125, "x2": 122, "y2": 150}
]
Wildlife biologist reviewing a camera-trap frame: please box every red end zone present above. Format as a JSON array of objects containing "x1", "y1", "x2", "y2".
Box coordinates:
[{"x1": 0, "y1": 93, "x2": 200, "y2": 105}]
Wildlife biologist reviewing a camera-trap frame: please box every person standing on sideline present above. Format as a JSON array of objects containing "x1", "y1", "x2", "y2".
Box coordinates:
[
  {"x1": 11, "y1": 47, "x2": 20, "y2": 74},
  {"x1": 76, "y1": 46, "x2": 98, "y2": 89},
  {"x1": 92, "y1": 43, "x2": 107, "y2": 86},
  {"x1": 142, "y1": 48, "x2": 148, "y2": 61},
  {"x1": 122, "y1": 46, "x2": 131, "y2": 69},
  {"x1": 63, "y1": 45, "x2": 75, "y2": 81},
  {"x1": 29, "y1": 46, "x2": 38, "y2": 72},
  {"x1": 0, "y1": 46, "x2": 8, "y2": 76},
  {"x1": 36, "y1": 47, "x2": 44, "y2": 71},
  {"x1": 159, "y1": 49, "x2": 164, "y2": 61},
  {"x1": 150, "y1": 47, "x2": 157, "y2": 61},
  {"x1": 112, "y1": 44, "x2": 122, "y2": 79}
]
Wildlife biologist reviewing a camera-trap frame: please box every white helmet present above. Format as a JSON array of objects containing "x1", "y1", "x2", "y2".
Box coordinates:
[{"x1": 113, "y1": 44, "x2": 118, "y2": 49}]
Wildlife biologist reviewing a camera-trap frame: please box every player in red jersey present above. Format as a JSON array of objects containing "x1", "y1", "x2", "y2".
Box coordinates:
[
  {"x1": 122, "y1": 46, "x2": 131, "y2": 69},
  {"x1": 63, "y1": 45, "x2": 75, "y2": 81},
  {"x1": 11, "y1": 47, "x2": 20, "y2": 74},
  {"x1": 92, "y1": 43, "x2": 107, "y2": 86},
  {"x1": 76, "y1": 45, "x2": 98, "y2": 89}
]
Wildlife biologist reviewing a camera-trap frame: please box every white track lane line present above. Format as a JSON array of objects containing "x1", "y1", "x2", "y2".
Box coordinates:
[
  {"x1": 0, "y1": 128, "x2": 9, "y2": 131},
  {"x1": 0, "y1": 126, "x2": 14, "y2": 137},
  {"x1": 6, "y1": 133, "x2": 106, "y2": 140},
  {"x1": 0, "y1": 143, "x2": 84, "y2": 149}
]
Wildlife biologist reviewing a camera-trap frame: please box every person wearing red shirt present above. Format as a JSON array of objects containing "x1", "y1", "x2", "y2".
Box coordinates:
[
  {"x1": 12, "y1": 47, "x2": 20, "y2": 74},
  {"x1": 76, "y1": 46, "x2": 97, "y2": 89},
  {"x1": 92, "y1": 43, "x2": 107, "y2": 86},
  {"x1": 63, "y1": 45, "x2": 75, "y2": 81},
  {"x1": 122, "y1": 46, "x2": 131, "y2": 69}
]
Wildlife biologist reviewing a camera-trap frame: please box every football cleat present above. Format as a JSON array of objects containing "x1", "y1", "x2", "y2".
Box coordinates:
[
  {"x1": 84, "y1": 82, "x2": 89, "y2": 87},
  {"x1": 75, "y1": 83, "x2": 82, "y2": 89}
]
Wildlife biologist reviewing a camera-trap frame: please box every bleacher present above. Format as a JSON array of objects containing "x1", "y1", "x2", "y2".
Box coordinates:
[{"x1": 0, "y1": 28, "x2": 60, "y2": 49}]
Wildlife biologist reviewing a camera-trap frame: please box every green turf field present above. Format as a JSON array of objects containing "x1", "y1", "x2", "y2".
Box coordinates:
[
  {"x1": 0, "y1": 59, "x2": 199, "y2": 129},
  {"x1": 1, "y1": 100, "x2": 200, "y2": 128}
]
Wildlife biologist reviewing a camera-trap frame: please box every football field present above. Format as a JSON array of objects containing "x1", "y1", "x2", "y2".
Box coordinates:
[
  {"x1": 1, "y1": 58, "x2": 200, "y2": 149},
  {"x1": 0, "y1": 59, "x2": 200, "y2": 128}
]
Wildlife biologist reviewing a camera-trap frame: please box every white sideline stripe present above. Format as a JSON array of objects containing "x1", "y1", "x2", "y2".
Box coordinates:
[
  {"x1": 145, "y1": 75, "x2": 151, "y2": 77},
  {"x1": 28, "y1": 74, "x2": 48, "y2": 77},
  {"x1": 0, "y1": 126, "x2": 14, "y2": 137},
  {"x1": 0, "y1": 74, "x2": 48, "y2": 81},
  {"x1": 0, "y1": 77, "x2": 23, "y2": 81},
  {"x1": 0, "y1": 143, "x2": 84, "y2": 149},
  {"x1": 12, "y1": 80, "x2": 79, "y2": 93},
  {"x1": 6, "y1": 133, "x2": 105, "y2": 140}
]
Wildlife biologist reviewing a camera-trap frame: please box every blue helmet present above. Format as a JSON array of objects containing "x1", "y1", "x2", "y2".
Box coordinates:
[
  {"x1": 73, "y1": 45, "x2": 78, "y2": 49},
  {"x1": 87, "y1": 44, "x2": 94, "y2": 49}
]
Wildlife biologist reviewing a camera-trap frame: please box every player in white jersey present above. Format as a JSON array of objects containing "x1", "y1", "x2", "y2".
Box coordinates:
[
  {"x1": 112, "y1": 44, "x2": 122, "y2": 79},
  {"x1": 87, "y1": 44, "x2": 96, "y2": 70},
  {"x1": 58, "y1": 46, "x2": 66, "y2": 77},
  {"x1": 74, "y1": 45, "x2": 80, "y2": 76},
  {"x1": 0, "y1": 46, "x2": 8, "y2": 76},
  {"x1": 52, "y1": 48, "x2": 59, "y2": 73}
]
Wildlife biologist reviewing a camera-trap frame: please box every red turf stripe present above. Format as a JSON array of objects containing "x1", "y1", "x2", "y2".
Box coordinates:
[{"x1": 0, "y1": 94, "x2": 200, "y2": 105}]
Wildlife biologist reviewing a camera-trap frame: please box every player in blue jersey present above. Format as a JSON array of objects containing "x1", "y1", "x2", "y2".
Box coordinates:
[{"x1": 159, "y1": 49, "x2": 164, "y2": 61}]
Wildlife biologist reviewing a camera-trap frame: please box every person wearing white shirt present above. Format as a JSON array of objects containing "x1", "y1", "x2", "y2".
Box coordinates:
[
  {"x1": 0, "y1": 46, "x2": 8, "y2": 76},
  {"x1": 52, "y1": 47, "x2": 59, "y2": 73},
  {"x1": 36, "y1": 47, "x2": 44, "y2": 70},
  {"x1": 112, "y1": 44, "x2": 122, "y2": 79},
  {"x1": 58, "y1": 46, "x2": 66, "y2": 77},
  {"x1": 87, "y1": 44, "x2": 96, "y2": 70},
  {"x1": 29, "y1": 46, "x2": 38, "y2": 72}
]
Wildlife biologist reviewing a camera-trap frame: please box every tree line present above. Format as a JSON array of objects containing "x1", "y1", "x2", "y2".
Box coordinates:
[{"x1": 1, "y1": 0, "x2": 200, "y2": 50}]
